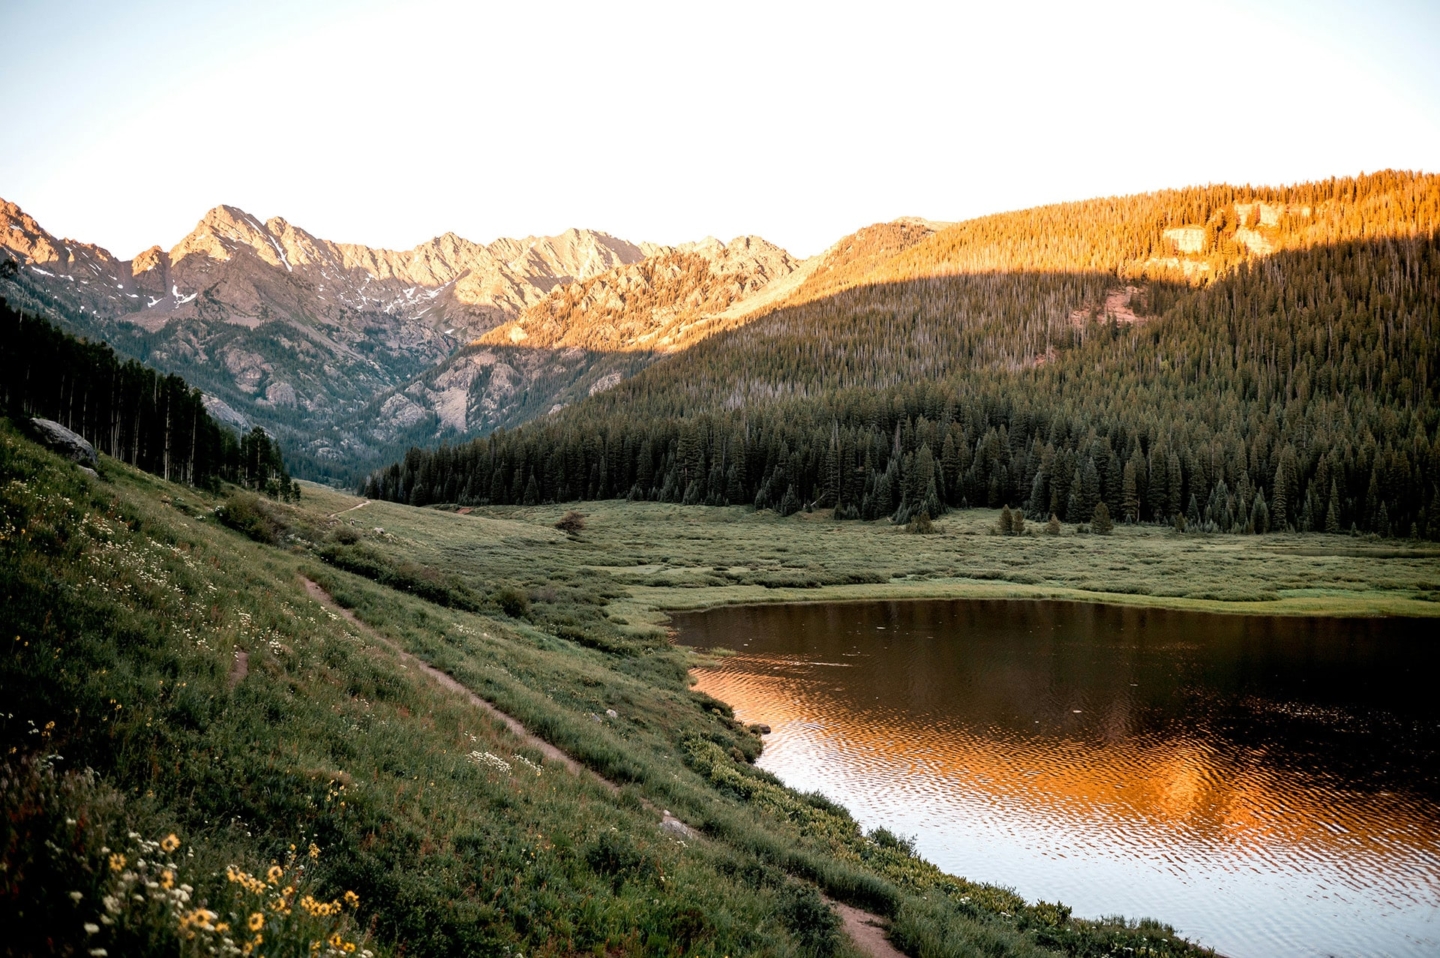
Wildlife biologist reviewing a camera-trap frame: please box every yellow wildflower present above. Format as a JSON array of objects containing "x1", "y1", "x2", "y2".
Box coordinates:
[
  {"x1": 248, "y1": 912, "x2": 264, "y2": 932},
  {"x1": 308, "y1": 843, "x2": 320, "y2": 860},
  {"x1": 160, "y1": 833, "x2": 181, "y2": 853},
  {"x1": 343, "y1": 890, "x2": 359, "y2": 908},
  {"x1": 267, "y1": 865, "x2": 283, "y2": 885},
  {"x1": 108, "y1": 853, "x2": 126, "y2": 872},
  {"x1": 329, "y1": 934, "x2": 343, "y2": 948},
  {"x1": 159, "y1": 870, "x2": 174, "y2": 890},
  {"x1": 344, "y1": 944, "x2": 356, "y2": 953}
]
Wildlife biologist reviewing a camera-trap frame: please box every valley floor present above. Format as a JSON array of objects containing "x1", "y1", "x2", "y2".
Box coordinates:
[
  {"x1": 9, "y1": 426, "x2": 1434, "y2": 958},
  {"x1": 296, "y1": 485, "x2": 1440, "y2": 629}
]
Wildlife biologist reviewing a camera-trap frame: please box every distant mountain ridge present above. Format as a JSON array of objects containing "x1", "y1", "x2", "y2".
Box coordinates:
[
  {"x1": 1, "y1": 200, "x2": 649, "y2": 337},
  {"x1": 11, "y1": 173, "x2": 1429, "y2": 490},
  {"x1": 0, "y1": 200, "x2": 759, "y2": 477}
]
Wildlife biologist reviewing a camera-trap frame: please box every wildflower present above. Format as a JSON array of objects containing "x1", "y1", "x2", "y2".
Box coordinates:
[
  {"x1": 343, "y1": 890, "x2": 359, "y2": 908},
  {"x1": 248, "y1": 912, "x2": 265, "y2": 931},
  {"x1": 69, "y1": 891, "x2": 83, "y2": 902},
  {"x1": 159, "y1": 869, "x2": 174, "y2": 890},
  {"x1": 88, "y1": 950, "x2": 108, "y2": 957},
  {"x1": 267, "y1": 865, "x2": 283, "y2": 885},
  {"x1": 108, "y1": 853, "x2": 126, "y2": 872},
  {"x1": 83, "y1": 923, "x2": 99, "y2": 934},
  {"x1": 344, "y1": 944, "x2": 356, "y2": 953},
  {"x1": 329, "y1": 934, "x2": 343, "y2": 948},
  {"x1": 216, "y1": 923, "x2": 230, "y2": 933},
  {"x1": 161, "y1": 833, "x2": 181, "y2": 853},
  {"x1": 308, "y1": 843, "x2": 320, "y2": 860}
]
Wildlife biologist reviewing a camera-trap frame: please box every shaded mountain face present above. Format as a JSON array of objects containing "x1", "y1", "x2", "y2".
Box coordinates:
[
  {"x1": 315, "y1": 235, "x2": 810, "y2": 455},
  {"x1": 0, "y1": 200, "x2": 654, "y2": 475},
  {"x1": 347, "y1": 222, "x2": 973, "y2": 449}
]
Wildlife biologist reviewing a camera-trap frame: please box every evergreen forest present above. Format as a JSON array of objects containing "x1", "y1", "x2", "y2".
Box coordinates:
[
  {"x1": 362, "y1": 172, "x2": 1440, "y2": 540},
  {"x1": 1, "y1": 300, "x2": 296, "y2": 497}
]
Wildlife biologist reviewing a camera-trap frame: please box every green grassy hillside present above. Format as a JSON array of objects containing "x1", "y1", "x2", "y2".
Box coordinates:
[{"x1": 2, "y1": 424, "x2": 1225, "y2": 958}]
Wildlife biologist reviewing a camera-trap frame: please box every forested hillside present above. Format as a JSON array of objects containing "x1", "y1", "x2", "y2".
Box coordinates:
[
  {"x1": 364, "y1": 172, "x2": 1440, "y2": 539},
  {"x1": 1, "y1": 299, "x2": 295, "y2": 495}
]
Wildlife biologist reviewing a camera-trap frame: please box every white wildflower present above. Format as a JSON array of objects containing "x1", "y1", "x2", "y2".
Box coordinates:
[{"x1": 469, "y1": 751, "x2": 511, "y2": 773}]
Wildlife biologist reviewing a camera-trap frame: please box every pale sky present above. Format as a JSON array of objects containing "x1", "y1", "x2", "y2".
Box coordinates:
[{"x1": 3, "y1": 0, "x2": 1438, "y2": 260}]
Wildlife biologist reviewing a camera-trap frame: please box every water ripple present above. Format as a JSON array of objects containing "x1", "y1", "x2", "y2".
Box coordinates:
[{"x1": 681, "y1": 599, "x2": 1440, "y2": 958}]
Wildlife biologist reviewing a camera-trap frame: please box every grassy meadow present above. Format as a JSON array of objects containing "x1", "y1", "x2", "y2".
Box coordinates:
[
  {"x1": 7, "y1": 421, "x2": 1436, "y2": 957},
  {"x1": 297, "y1": 487, "x2": 1440, "y2": 629}
]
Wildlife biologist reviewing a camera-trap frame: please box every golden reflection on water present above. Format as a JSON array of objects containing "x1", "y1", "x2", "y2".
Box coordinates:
[{"x1": 683, "y1": 600, "x2": 1440, "y2": 958}]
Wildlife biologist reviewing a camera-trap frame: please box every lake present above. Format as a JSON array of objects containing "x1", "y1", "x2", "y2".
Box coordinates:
[{"x1": 679, "y1": 599, "x2": 1440, "y2": 958}]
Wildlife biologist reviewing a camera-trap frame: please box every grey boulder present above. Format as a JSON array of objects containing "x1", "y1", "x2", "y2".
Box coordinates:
[{"x1": 30, "y1": 418, "x2": 99, "y2": 469}]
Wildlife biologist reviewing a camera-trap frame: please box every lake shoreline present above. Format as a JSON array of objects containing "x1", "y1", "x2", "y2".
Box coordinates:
[
  {"x1": 629, "y1": 576, "x2": 1440, "y2": 629},
  {"x1": 680, "y1": 598, "x2": 1440, "y2": 958}
]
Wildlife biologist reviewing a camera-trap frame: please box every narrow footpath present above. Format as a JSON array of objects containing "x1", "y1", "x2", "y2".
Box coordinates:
[
  {"x1": 297, "y1": 575, "x2": 903, "y2": 958},
  {"x1": 299, "y1": 576, "x2": 583, "y2": 774}
]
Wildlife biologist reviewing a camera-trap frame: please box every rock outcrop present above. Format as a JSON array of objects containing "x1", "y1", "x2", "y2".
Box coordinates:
[{"x1": 29, "y1": 418, "x2": 99, "y2": 469}]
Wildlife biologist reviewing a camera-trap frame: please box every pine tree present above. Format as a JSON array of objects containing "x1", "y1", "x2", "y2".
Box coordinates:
[
  {"x1": 1325, "y1": 481, "x2": 1341, "y2": 534},
  {"x1": 1251, "y1": 489, "x2": 1269, "y2": 534},
  {"x1": 779, "y1": 484, "x2": 801, "y2": 517},
  {"x1": 1078, "y1": 457, "x2": 1101, "y2": 522},
  {"x1": 1092, "y1": 501, "x2": 1114, "y2": 535},
  {"x1": 1271, "y1": 457, "x2": 1289, "y2": 530},
  {"x1": 1121, "y1": 460, "x2": 1139, "y2": 523}
]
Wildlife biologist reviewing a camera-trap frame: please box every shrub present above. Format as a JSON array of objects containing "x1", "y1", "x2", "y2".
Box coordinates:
[
  {"x1": 907, "y1": 510, "x2": 934, "y2": 535},
  {"x1": 331, "y1": 525, "x2": 360, "y2": 545},
  {"x1": 555, "y1": 510, "x2": 586, "y2": 534},
  {"x1": 216, "y1": 493, "x2": 285, "y2": 544},
  {"x1": 585, "y1": 829, "x2": 654, "y2": 890},
  {"x1": 320, "y1": 543, "x2": 480, "y2": 609},
  {"x1": 778, "y1": 884, "x2": 841, "y2": 958},
  {"x1": 494, "y1": 585, "x2": 530, "y2": 618},
  {"x1": 1092, "y1": 502, "x2": 1114, "y2": 535},
  {"x1": 1046, "y1": 514, "x2": 1061, "y2": 535}
]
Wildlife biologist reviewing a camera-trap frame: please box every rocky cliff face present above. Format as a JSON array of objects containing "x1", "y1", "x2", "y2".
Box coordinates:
[
  {"x1": 327, "y1": 235, "x2": 806, "y2": 448},
  {"x1": 0, "y1": 199, "x2": 653, "y2": 477}
]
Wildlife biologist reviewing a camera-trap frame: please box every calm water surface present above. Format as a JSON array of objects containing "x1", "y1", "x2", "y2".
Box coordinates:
[{"x1": 679, "y1": 600, "x2": 1440, "y2": 958}]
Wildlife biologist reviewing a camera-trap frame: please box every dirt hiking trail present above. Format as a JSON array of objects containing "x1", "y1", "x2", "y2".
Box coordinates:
[{"x1": 299, "y1": 575, "x2": 903, "y2": 958}]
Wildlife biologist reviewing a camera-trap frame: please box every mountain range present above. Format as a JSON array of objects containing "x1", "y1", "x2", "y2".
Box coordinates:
[
  {"x1": 0, "y1": 199, "x2": 863, "y2": 478},
  {"x1": 4, "y1": 172, "x2": 1436, "y2": 504}
]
